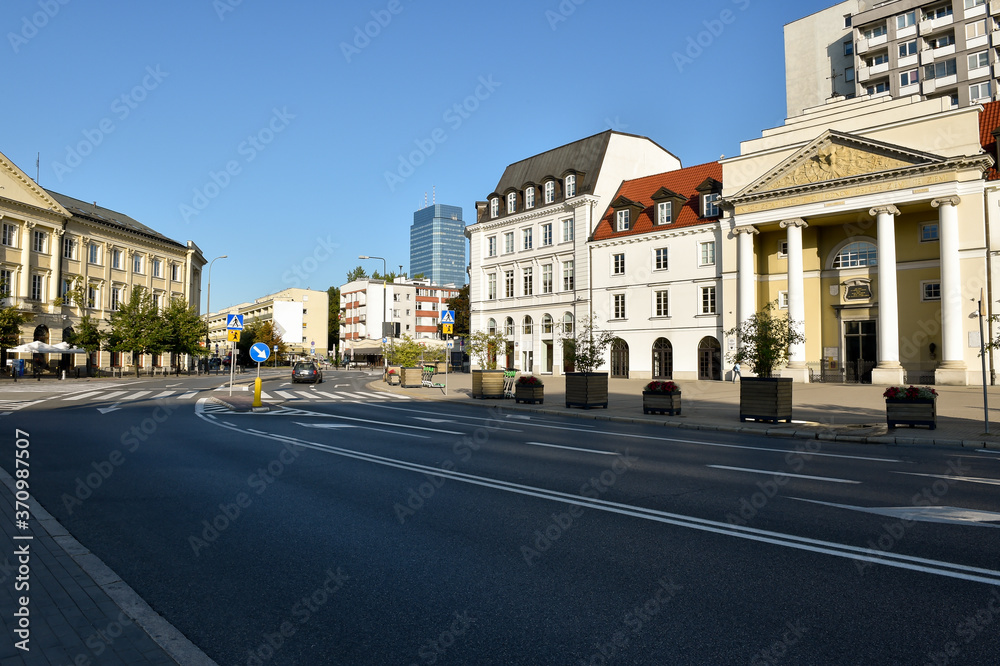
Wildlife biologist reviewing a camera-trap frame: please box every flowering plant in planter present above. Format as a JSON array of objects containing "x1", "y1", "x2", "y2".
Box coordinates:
[
  {"x1": 387, "y1": 369, "x2": 397, "y2": 375},
  {"x1": 883, "y1": 385, "x2": 937, "y2": 400},
  {"x1": 516, "y1": 375, "x2": 543, "y2": 386},
  {"x1": 644, "y1": 380, "x2": 679, "y2": 394}
]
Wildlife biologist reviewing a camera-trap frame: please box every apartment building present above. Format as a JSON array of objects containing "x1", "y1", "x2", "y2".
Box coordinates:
[{"x1": 208, "y1": 287, "x2": 329, "y2": 359}]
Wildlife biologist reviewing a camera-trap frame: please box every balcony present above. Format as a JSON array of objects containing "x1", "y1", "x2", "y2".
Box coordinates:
[
  {"x1": 990, "y1": 0, "x2": 1000, "y2": 14},
  {"x1": 857, "y1": 65, "x2": 871, "y2": 82},
  {"x1": 857, "y1": 37, "x2": 870, "y2": 54},
  {"x1": 923, "y1": 78, "x2": 938, "y2": 94}
]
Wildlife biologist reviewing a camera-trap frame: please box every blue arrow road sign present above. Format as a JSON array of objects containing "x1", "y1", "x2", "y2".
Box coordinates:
[
  {"x1": 250, "y1": 342, "x2": 271, "y2": 362},
  {"x1": 226, "y1": 314, "x2": 244, "y2": 330}
]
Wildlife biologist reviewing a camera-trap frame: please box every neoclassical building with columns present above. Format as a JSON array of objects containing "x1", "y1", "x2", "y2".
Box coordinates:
[{"x1": 721, "y1": 94, "x2": 997, "y2": 385}]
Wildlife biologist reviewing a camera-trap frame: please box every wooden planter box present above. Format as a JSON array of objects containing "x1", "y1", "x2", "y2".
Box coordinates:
[
  {"x1": 514, "y1": 384, "x2": 544, "y2": 404},
  {"x1": 386, "y1": 365, "x2": 402, "y2": 385},
  {"x1": 642, "y1": 391, "x2": 681, "y2": 416},
  {"x1": 739, "y1": 377, "x2": 793, "y2": 423},
  {"x1": 886, "y1": 398, "x2": 936, "y2": 429},
  {"x1": 400, "y1": 366, "x2": 423, "y2": 388},
  {"x1": 472, "y1": 369, "x2": 506, "y2": 399},
  {"x1": 565, "y1": 372, "x2": 608, "y2": 409}
]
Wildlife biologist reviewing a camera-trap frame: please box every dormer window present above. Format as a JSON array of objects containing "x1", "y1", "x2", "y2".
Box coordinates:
[
  {"x1": 657, "y1": 201, "x2": 672, "y2": 225},
  {"x1": 544, "y1": 181, "x2": 555, "y2": 204},
  {"x1": 703, "y1": 193, "x2": 720, "y2": 217},
  {"x1": 650, "y1": 187, "x2": 687, "y2": 226},
  {"x1": 507, "y1": 192, "x2": 516, "y2": 214},
  {"x1": 616, "y1": 209, "x2": 630, "y2": 231},
  {"x1": 490, "y1": 197, "x2": 499, "y2": 218},
  {"x1": 525, "y1": 187, "x2": 535, "y2": 209},
  {"x1": 565, "y1": 174, "x2": 576, "y2": 198}
]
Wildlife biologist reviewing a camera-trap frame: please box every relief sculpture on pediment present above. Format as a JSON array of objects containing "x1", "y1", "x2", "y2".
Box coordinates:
[{"x1": 764, "y1": 145, "x2": 913, "y2": 192}]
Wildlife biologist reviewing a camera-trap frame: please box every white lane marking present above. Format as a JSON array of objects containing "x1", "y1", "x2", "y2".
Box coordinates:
[
  {"x1": 316, "y1": 391, "x2": 344, "y2": 400},
  {"x1": 295, "y1": 423, "x2": 356, "y2": 429},
  {"x1": 194, "y1": 403, "x2": 1000, "y2": 587},
  {"x1": 296, "y1": 391, "x2": 322, "y2": 400},
  {"x1": 525, "y1": 441, "x2": 617, "y2": 456},
  {"x1": 62, "y1": 391, "x2": 103, "y2": 401},
  {"x1": 150, "y1": 391, "x2": 176, "y2": 400},
  {"x1": 178, "y1": 391, "x2": 199, "y2": 400},
  {"x1": 507, "y1": 414, "x2": 596, "y2": 427},
  {"x1": 96, "y1": 391, "x2": 129, "y2": 401},
  {"x1": 273, "y1": 390, "x2": 295, "y2": 399},
  {"x1": 892, "y1": 471, "x2": 1000, "y2": 487},
  {"x1": 707, "y1": 465, "x2": 861, "y2": 485},
  {"x1": 119, "y1": 391, "x2": 152, "y2": 401},
  {"x1": 260, "y1": 392, "x2": 273, "y2": 400},
  {"x1": 791, "y1": 498, "x2": 1000, "y2": 526},
  {"x1": 415, "y1": 418, "x2": 455, "y2": 424},
  {"x1": 357, "y1": 390, "x2": 412, "y2": 400}
]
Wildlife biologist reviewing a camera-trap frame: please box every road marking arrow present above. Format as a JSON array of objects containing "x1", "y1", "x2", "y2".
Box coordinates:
[
  {"x1": 97, "y1": 403, "x2": 123, "y2": 414},
  {"x1": 414, "y1": 418, "x2": 455, "y2": 424},
  {"x1": 294, "y1": 422, "x2": 356, "y2": 429}
]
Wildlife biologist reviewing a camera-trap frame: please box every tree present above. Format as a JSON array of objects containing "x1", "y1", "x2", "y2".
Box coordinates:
[
  {"x1": 447, "y1": 285, "x2": 470, "y2": 338},
  {"x1": 383, "y1": 333, "x2": 424, "y2": 367},
  {"x1": 0, "y1": 306, "x2": 32, "y2": 363},
  {"x1": 240, "y1": 319, "x2": 288, "y2": 365},
  {"x1": 725, "y1": 300, "x2": 805, "y2": 378},
  {"x1": 54, "y1": 277, "x2": 85, "y2": 308},
  {"x1": 371, "y1": 270, "x2": 397, "y2": 282},
  {"x1": 65, "y1": 314, "x2": 104, "y2": 353},
  {"x1": 327, "y1": 286, "x2": 340, "y2": 359},
  {"x1": 107, "y1": 287, "x2": 165, "y2": 377},
  {"x1": 161, "y1": 298, "x2": 208, "y2": 371},
  {"x1": 346, "y1": 266, "x2": 369, "y2": 282},
  {"x1": 468, "y1": 330, "x2": 507, "y2": 370},
  {"x1": 561, "y1": 316, "x2": 616, "y2": 373}
]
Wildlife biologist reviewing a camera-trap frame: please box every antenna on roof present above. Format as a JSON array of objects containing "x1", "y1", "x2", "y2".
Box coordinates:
[
  {"x1": 424, "y1": 192, "x2": 427, "y2": 207},
  {"x1": 36, "y1": 153, "x2": 39, "y2": 184},
  {"x1": 433, "y1": 185, "x2": 436, "y2": 205}
]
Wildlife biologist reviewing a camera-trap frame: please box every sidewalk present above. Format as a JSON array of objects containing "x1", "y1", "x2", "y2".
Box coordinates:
[
  {"x1": 367, "y1": 372, "x2": 1000, "y2": 450},
  {"x1": 0, "y1": 470, "x2": 217, "y2": 665}
]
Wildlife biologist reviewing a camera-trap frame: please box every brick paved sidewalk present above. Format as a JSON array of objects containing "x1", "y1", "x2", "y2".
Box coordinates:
[{"x1": 0, "y1": 467, "x2": 216, "y2": 666}]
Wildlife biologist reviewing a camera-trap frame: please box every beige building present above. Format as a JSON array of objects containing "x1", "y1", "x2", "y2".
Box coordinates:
[
  {"x1": 0, "y1": 148, "x2": 205, "y2": 371},
  {"x1": 207, "y1": 287, "x2": 329, "y2": 360}
]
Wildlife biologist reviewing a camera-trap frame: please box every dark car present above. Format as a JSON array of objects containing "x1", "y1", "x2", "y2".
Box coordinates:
[{"x1": 292, "y1": 361, "x2": 323, "y2": 384}]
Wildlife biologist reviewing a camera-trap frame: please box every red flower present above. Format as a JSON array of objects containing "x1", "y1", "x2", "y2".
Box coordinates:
[{"x1": 644, "y1": 381, "x2": 679, "y2": 393}]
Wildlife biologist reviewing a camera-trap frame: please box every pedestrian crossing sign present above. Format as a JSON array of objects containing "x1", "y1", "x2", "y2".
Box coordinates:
[
  {"x1": 440, "y1": 310, "x2": 455, "y2": 324},
  {"x1": 226, "y1": 314, "x2": 244, "y2": 330},
  {"x1": 227, "y1": 330, "x2": 241, "y2": 342}
]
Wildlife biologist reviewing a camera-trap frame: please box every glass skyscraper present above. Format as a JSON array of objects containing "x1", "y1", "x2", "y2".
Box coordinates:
[{"x1": 409, "y1": 204, "x2": 466, "y2": 286}]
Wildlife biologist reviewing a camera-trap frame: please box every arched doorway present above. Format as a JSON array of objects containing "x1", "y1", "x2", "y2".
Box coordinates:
[
  {"x1": 652, "y1": 338, "x2": 673, "y2": 379},
  {"x1": 698, "y1": 337, "x2": 722, "y2": 381},
  {"x1": 611, "y1": 338, "x2": 629, "y2": 378},
  {"x1": 32, "y1": 324, "x2": 49, "y2": 374}
]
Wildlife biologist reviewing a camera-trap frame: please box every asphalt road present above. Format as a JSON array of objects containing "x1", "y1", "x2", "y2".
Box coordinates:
[{"x1": 2, "y1": 369, "x2": 1000, "y2": 664}]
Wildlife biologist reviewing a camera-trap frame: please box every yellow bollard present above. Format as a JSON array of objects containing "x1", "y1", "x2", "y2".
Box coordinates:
[{"x1": 252, "y1": 377, "x2": 262, "y2": 408}]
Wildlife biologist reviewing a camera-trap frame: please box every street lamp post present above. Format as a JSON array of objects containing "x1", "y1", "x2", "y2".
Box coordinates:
[
  {"x1": 359, "y1": 254, "x2": 388, "y2": 368},
  {"x1": 205, "y1": 255, "x2": 228, "y2": 368}
]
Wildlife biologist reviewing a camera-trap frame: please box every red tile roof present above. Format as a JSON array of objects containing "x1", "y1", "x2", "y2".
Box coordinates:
[
  {"x1": 592, "y1": 161, "x2": 723, "y2": 241},
  {"x1": 979, "y1": 100, "x2": 1000, "y2": 181}
]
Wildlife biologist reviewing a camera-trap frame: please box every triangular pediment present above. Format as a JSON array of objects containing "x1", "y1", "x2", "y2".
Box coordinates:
[
  {"x1": 0, "y1": 149, "x2": 69, "y2": 217},
  {"x1": 737, "y1": 130, "x2": 947, "y2": 197}
]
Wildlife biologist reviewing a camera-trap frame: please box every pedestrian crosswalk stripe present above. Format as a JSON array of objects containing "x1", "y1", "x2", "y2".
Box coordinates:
[
  {"x1": 260, "y1": 392, "x2": 273, "y2": 400},
  {"x1": 179, "y1": 391, "x2": 199, "y2": 400},
  {"x1": 273, "y1": 390, "x2": 295, "y2": 399},
  {"x1": 316, "y1": 392, "x2": 344, "y2": 400},
  {"x1": 296, "y1": 391, "x2": 322, "y2": 400},
  {"x1": 119, "y1": 391, "x2": 152, "y2": 401},
  {"x1": 150, "y1": 391, "x2": 175, "y2": 399},
  {"x1": 99, "y1": 391, "x2": 129, "y2": 401},
  {"x1": 63, "y1": 391, "x2": 103, "y2": 401},
  {"x1": 356, "y1": 390, "x2": 411, "y2": 400}
]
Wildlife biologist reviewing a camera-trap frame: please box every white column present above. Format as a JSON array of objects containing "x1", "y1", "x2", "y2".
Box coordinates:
[
  {"x1": 932, "y1": 196, "x2": 967, "y2": 385},
  {"x1": 870, "y1": 205, "x2": 904, "y2": 385},
  {"x1": 780, "y1": 219, "x2": 808, "y2": 381},
  {"x1": 735, "y1": 227, "x2": 758, "y2": 330}
]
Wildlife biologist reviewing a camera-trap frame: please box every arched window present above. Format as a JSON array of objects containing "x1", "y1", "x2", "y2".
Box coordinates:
[
  {"x1": 565, "y1": 174, "x2": 576, "y2": 198},
  {"x1": 522, "y1": 315, "x2": 533, "y2": 335},
  {"x1": 487, "y1": 318, "x2": 497, "y2": 334},
  {"x1": 545, "y1": 180, "x2": 555, "y2": 204},
  {"x1": 490, "y1": 197, "x2": 499, "y2": 218},
  {"x1": 505, "y1": 317, "x2": 514, "y2": 336},
  {"x1": 525, "y1": 187, "x2": 535, "y2": 209},
  {"x1": 542, "y1": 314, "x2": 553, "y2": 335},
  {"x1": 562, "y1": 312, "x2": 574, "y2": 334},
  {"x1": 833, "y1": 241, "x2": 877, "y2": 268},
  {"x1": 507, "y1": 192, "x2": 516, "y2": 214}
]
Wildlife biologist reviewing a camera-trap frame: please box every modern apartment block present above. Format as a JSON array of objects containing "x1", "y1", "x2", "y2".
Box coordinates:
[
  {"x1": 340, "y1": 277, "x2": 460, "y2": 352},
  {"x1": 786, "y1": 0, "x2": 1000, "y2": 116},
  {"x1": 410, "y1": 204, "x2": 466, "y2": 286}
]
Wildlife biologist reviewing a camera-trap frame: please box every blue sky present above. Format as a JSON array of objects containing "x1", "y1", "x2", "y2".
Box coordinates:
[{"x1": 3, "y1": 0, "x2": 837, "y2": 311}]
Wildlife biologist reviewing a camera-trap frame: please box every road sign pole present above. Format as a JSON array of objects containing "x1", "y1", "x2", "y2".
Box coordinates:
[{"x1": 229, "y1": 340, "x2": 236, "y2": 396}]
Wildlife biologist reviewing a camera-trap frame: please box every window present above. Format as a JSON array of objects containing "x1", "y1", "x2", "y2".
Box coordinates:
[
  {"x1": 487, "y1": 273, "x2": 497, "y2": 300},
  {"x1": 504, "y1": 270, "x2": 514, "y2": 298},
  {"x1": 844, "y1": 14, "x2": 852, "y2": 28},
  {"x1": 563, "y1": 260, "x2": 574, "y2": 291},
  {"x1": 700, "y1": 241, "x2": 716, "y2": 266},
  {"x1": 654, "y1": 247, "x2": 668, "y2": 271},
  {"x1": 87, "y1": 243, "x2": 99, "y2": 264},
  {"x1": 897, "y1": 11, "x2": 916, "y2": 29},
  {"x1": 778, "y1": 240, "x2": 788, "y2": 257},
  {"x1": 921, "y1": 223, "x2": 939, "y2": 242},
  {"x1": 562, "y1": 218, "x2": 574, "y2": 242},
  {"x1": 926, "y1": 33, "x2": 955, "y2": 50},
  {"x1": 542, "y1": 314, "x2": 553, "y2": 334},
  {"x1": 846, "y1": 67, "x2": 855, "y2": 82},
  {"x1": 544, "y1": 181, "x2": 555, "y2": 204},
  {"x1": 900, "y1": 69, "x2": 919, "y2": 86},
  {"x1": 968, "y1": 51, "x2": 989, "y2": 70},
  {"x1": 843, "y1": 40, "x2": 853, "y2": 56},
  {"x1": 616, "y1": 209, "x2": 630, "y2": 231},
  {"x1": 487, "y1": 318, "x2": 497, "y2": 334},
  {"x1": 507, "y1": 192, "x2": 516, "y2": 214},
  {"x1": 657, "y1": 201, "x2": 672, "y2": 225},
  {"x1": 171, "y1": 264, "x2": 181, "y2": 281},
  {"x1": 505, "y1": 317, "x2": 514, "y2": 336},
  {"x1": 922, "y1": 281, "x2": 941, "y2": 301},
  {"x1": 152, "y1": 258, "x2": 162, "y2": 278},
  {"x1": 700, "y1": 286, "x2": 716, "y2": 315},
  {"x1": 868, "y1": 53, "x2": 889, "y2": 67},
  {"x1": 32, "y1": 230, "x2": 46, "y2": 253},
  {"x1": 866, "y1": 80, "x2": 890, "y2": 94},
  {"x1": 87, "y1": 285, "x2": 99, "y2": 308},
  {"x1": 612, "y1": 294, "x2": 626, "y2": 320},
  {"x1": 522, "y1": 228, "x2": 533, "y2": 250},
  {"x1": 563, "y1": 313, "x2": 574, "y2": 334},
  {"x1": 565, "y1": 174, "x2": 576, "y2": 198},
  {"x1": 2, "y1": 223, "x2": 17, "y2": 247},
  {"x1": 965, "y1": 0, "x2": 985, "y2": 8},
  {"x1": 522, "y1": 267, "x2": 533, "y2": 296},
  {"x1": 779, "y1": 291, "x2": 789, "y2": 309},
  {"x1": 863, "y1": 24, "x2": 886, "y2": 40},
  {"x1": 967, "y1": 20, "x2": 987, "y2": 39},
  {"x1": 541, "y1": 223, "x2": 552, "y2": 246},
  {"x1": 523, "y1": 316, "x2": 533, "y2": 335},
  {"x1": 490, "y1": 197, "x2": 499, "y2": 218},
  {"x1": 655, "y1": 290, "x2": 669, "y2": 317},
  {"x1": 63, "y1": 237, "x2": 77, "y2": 260},
  {"x1": 833, "y1": 241, "x2": 877, "y2": 268},
  {"x1": 111, "y1": 249, "x2": 122, "y2": 270},
  {"x1": 133, "y1": 254, "x2": 144, "y2": 274},
  {"x1": 30, "y1": 275, "x2": 43, "y2": 301},
  {"x1": 504, "y1": 232, "x2": 514, "y2": 254},
  {"x1": 924, "y1": 58, "x2": 957, "y2": 80},
  {"x1": 542, "y1": 264, "x2": 553, "y2": 294},
  {"x1": 487, "y1": 236, "x2": 497, "y2": 257},
  {"x1": 525, "y1": 187, "x2": 535, "y2": 209},
  {"x1": 923, "y1": 5, "x2": 953, "y2": 20},
  {"x1": 702, "y1": 193, "x2": 720, "y2": 217},
  {"x1": 612, "y1": 253, "x2": 625, "y2": 275},
  {"x1": 152, "y1": 293, "x2": 161, "y2": 310},
  {"x1": 970, "y1": 81, "x2": 992, "y2": 101},
  {"x1": 899, "y1": 39, "x2": 917, "y2": 57},
  {"x1": 0, "y1": 269, "x2": 10, "y2": 296}
]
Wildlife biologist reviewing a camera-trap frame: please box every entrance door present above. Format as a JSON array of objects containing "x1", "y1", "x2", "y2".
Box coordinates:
[
  {"x1": 652, "y1": 338, "x2": 673, "y2": 379},
  {"x1": 611, "y1": 339, "x2": 629, "y2": 378},
  {"x1": 698, "y1": 337, "x2": 722, "y2": 380},
  {"x1": 844, "y1": 320, "x2": 877, "y2": 383},
  {"x1": 543, "y1": 341, "x2": 553, "y2": 373}
]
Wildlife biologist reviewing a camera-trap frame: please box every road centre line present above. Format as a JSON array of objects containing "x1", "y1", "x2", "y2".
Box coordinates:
[
  {"x1": 707, "y1": 465, "x2": 861, "y2": 485},
  {"x1": 525, "y1": 441, "x2": 618, "y2": 455},
  {"x1": 195, "y1": 403, "x2": 1000, "y2": 587}
]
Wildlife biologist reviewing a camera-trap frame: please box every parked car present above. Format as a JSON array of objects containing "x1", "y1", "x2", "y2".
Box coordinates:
[{"x1": 292, "y1": 361, "x2": 323, "y2": 384}]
